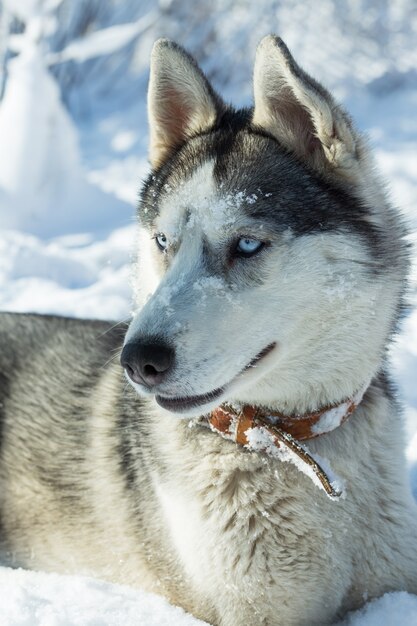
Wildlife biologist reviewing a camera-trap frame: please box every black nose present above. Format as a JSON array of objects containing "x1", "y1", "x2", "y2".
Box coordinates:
[{"x1": 120, "y1": 339, "x2": 174, "y2": 387}]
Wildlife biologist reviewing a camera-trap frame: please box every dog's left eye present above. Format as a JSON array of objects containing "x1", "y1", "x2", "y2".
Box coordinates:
[
  {"x1": 155, "y1": 233, "x2": 168, "y2": 251},
  {"x1": 235, "y1": 238, "x2": 264, "y2": 257}
]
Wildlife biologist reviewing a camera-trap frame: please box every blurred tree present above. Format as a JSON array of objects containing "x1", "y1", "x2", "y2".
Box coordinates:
[{"x1": 0, "y1": 0, "x2": 133, "y2": 235}]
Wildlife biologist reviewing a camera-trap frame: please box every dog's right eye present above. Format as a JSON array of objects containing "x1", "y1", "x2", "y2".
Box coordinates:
[
  {"x1": 234, "y1": 237, "x2": 265, "y2": 258},
  {"x1": 154, "y1": 233, "x2": 168, "y2": 251}
]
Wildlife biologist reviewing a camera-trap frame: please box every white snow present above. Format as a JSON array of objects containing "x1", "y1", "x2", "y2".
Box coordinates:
[
  {"x1": 0, "y1": 567, "x2": 206, "y2": 626},
  {"x1": 0, "y1": 33, "x2": 132, "y2": 237},
  {"x1": 0, "y1": 227, "x2": 134, "y2": 319},
  {"x1": 312, "y1": 401, "x2": 352, "y2": 435},
  {"x1": 0, "y1": 1, "x2": 417, "y2": 624},
  {"x1": 312, "y1": 383, "x2": 368, "y2": 436},
  {"x1": 337, "y1": 592, "x2": 417, "y2": 626},
  {"x1": 245, "y1": 425, "x2": 344, "y2": 499},
  {"x1": 1, "y1": 567, "x2": 417, "y2": 626}
]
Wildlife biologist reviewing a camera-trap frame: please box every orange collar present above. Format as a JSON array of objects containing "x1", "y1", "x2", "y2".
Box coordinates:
[{"x1": 207, "y1": 385, "x2": 368, "y2": 499}]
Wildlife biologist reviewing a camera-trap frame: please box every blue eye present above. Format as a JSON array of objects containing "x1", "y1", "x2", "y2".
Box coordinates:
[
  {"x1": 236, "y1": 237, "x2": 264, "y2": 257},
  {"x1": 155, "y1": 233, "x2": 168, "y2": 251}
]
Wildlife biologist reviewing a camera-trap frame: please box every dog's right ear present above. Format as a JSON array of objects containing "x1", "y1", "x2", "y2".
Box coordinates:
[{"x1": 148, "y1": 39, "x2": 224, "y2": 169}]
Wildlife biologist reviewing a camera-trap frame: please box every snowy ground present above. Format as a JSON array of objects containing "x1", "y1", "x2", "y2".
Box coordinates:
[
  {"x1": 2, "y1": 568, "x2": 417, "y2": 626},
  {"x1": 1, "y1": 1, "x2": 417, "y2": 624}
]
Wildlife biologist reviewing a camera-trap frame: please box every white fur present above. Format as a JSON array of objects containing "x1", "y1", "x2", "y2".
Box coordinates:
[{"x1": 144, "y1": 392, "x2": 417, "y2": 625}]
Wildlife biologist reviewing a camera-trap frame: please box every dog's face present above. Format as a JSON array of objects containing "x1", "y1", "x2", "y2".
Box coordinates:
[{"x1": 121, "y1": 37, "x2": 407, "y2": 417}]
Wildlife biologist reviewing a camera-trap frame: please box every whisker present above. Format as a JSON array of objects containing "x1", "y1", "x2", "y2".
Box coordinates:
[
  {"x1": 97, "y1": 318, "x2": 131, "y2": 339},
  {"x1": 100, "y1": 350, "x2": 122, "y2": 370}
]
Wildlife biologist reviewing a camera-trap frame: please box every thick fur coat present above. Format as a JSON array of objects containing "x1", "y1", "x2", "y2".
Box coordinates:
[{"x1": 1, "y1": 36, "x2": 417, "y2": 626}]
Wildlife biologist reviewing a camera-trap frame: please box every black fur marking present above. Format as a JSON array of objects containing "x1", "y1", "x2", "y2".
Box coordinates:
[
  {"x1": 138, "y1": 107, "x2": 397, "y2": 272},
  {"x1": 375, "y1": 367, "x2": 400, "y2": 406},
  {"x1": 215, "y1": 132, "x2": 389, "y2": 262},
  {"x1": 115, "y1": 387, "x2": 165, "y2": 497},
  {"x1": 116, "y1": 385, "x2": 144, "y2": 493},
  {"x1": 0, "y1": 319, "x2": 18, "y2": 456},
  {"x1": 0, "y1": 372, "x2": 8, "y2": 454},
  {"x1": 138, "y1": 106, "x2": 251, "y2": 228}
]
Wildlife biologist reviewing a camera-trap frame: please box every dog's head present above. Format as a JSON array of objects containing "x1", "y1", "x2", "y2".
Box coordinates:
[{"x1": 121, "y1": 36, "x2": 408, "y2": 418}]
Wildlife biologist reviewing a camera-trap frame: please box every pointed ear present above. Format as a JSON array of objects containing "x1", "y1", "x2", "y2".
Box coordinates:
[
  {"x1": 252, "y1": 36, "x2": 361, "y2": 178},
  {"x1": 148, "y1": 39, "x2": 224, "y2": 169}
]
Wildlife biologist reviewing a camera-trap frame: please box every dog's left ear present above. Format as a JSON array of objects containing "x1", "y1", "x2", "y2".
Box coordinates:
[
  {"x1": 252, "y1": 36, "x2": 361, "y2": 179},
  {"x1": 148, "y1": 39, "x2": 224, "y2": 169}
]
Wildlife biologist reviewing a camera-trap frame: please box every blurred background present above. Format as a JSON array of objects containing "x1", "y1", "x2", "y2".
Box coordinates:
[{"x1": 0, "y1": 0, "x2": 416, "y2": 450}]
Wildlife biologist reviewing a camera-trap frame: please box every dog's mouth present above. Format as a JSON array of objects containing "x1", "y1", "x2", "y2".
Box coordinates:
[{"x1": 155, "y1": 342, "x2": 276, "y2": 413}]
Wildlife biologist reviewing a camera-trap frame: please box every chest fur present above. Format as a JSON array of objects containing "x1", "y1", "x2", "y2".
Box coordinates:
[{"x1": 154, "y1": 459, "x2": 350, "y2": 625}]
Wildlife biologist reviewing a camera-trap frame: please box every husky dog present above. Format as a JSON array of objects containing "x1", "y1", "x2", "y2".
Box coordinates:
[{"x1": 1, "y1": 36, "x2": 417, "y2": 626}]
